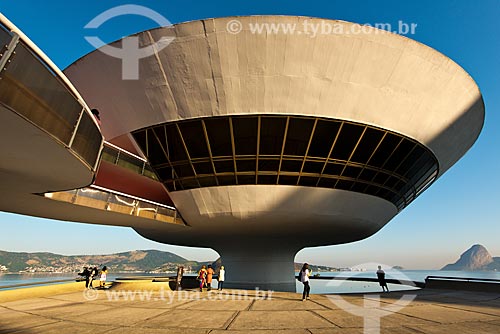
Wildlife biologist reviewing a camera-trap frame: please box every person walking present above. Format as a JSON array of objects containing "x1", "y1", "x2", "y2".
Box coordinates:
[
  {"x1": 99, "y1": 266, "x2": 108, "y2": 289},
  {"x1": 217, "y1": 266, "x2": 225, "y2": 291},
  {"x1": 206, "y1": 265, "x2": 214, "y2": 291},
  {"x1": 88, "y1": 266, "x2": 98, "y2": 289},
  {"x1": 197, "y1": 265, "x2": 207, "y2": 292},
  {"x1": 300, "y1": 263, "x2": 311, "y2": 301},
  {"x1": 79, "y1": 267, "x2": 91, "y2": 289},
  {"x1": 376, "y1": 265, "x2": 390, "y2": 293}
]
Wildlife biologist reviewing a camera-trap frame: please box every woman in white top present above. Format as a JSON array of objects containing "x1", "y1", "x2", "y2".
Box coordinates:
[
  {"x1": 99, "y1": 266, "x2": 108, "y2": 288},
  {"x1": 217, "y1": 266, "x2": 225, "y2": 290},
  {"x1": 300, "y1": 263, "x2": 311, "y2": 301}
]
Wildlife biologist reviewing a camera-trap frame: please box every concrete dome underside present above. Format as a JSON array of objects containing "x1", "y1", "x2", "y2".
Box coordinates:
[
  {"x1": 65, "y1": 16, "x2": 484, "y2": 177},
  {"x1": 61, "y1": 16, "x2": 484, "y2": 291}
]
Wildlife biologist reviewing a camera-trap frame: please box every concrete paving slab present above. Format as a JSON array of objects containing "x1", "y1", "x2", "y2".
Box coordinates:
[
  {"x1": 434, "y1": 302, "x2": 500, "y2": 317},
  {"x1": 308, "y1": 329, "x2": 363, "y2": 334},
  {"x1": 29, "y1": 302, "x2": 114, "y2": 319},
  {"x1": 407, "y1": 321, "x2": 500, "y2": 334},
  {"x1": 396, "y1": 304, "x2": 498, "y2": 323},
  {"x1": 0, "y1": 308, "x2": 59, "y2": 333},
  {"x1": 309, "y1": 327, "x2": 421, "y2": 334},
  {"x1": 178, "y1": 299, "x2": 252, "y2": 311},
  {"x1": 211, "y1": 330, "x2": 310, "y2": 334},
  {"x1": 0, "y1": 297, "x2": 72, "y2": 311},
  {"x1": 45, "y1": 291, "x2": 98, "y2": 303},
  {"x1": 251, "y1": 299, "x2": 327, "y2": 310},
  {"x1": 228, "y1": 310, "x2": 335, "y2": 330},
  {"x1": 140, "y1": 309, "x2": 237, "y2": 329},
  {"x1": 107, "y1": 327, "x2": 210, "y2": 334},
  {"x1": 62, "y1": 306, "x2": 168, "y2": 326},
  {"x1": 1, "y1": 285, "x2": 499, "y2": 333},
  {"x1": 105, "y1": 298, "x2": 194, "y2": 309},
  {"x1": 9, "y1": 321, "x2": 116, "y2": 334},
  {"x1": 314, "y1": 309, "x2": 437, "y2": 328}
]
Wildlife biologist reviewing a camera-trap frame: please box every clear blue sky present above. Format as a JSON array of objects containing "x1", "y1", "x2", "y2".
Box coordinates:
[{"x1": 0, "y1": 0, "x2": 498, "y2": 269}]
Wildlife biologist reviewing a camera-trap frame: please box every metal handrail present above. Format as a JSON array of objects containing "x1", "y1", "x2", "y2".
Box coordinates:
[
  {"x1": 425, "y1": 276, "x2": 500, "y2": 283},
  {"x1": 102, "y1": 142, "x2": 158, "y2": 181},
  {"x1": 309, "y1": 275, "x2": 424, "y2": 288}
]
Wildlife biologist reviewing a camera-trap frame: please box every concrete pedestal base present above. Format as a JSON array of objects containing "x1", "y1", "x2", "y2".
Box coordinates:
[{"x1": 217, "y1": 243, "x2": 298, "y2": 292}]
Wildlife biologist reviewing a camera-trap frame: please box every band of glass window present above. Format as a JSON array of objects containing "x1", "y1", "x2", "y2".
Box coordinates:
[{"x1": 132, "y1": 115, "x2": 439, "y2": 210}]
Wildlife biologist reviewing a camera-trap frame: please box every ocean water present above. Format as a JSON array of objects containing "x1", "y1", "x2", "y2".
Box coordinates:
[{"x1": 1, "y1": 270, "x2": 498, "y2": 293}]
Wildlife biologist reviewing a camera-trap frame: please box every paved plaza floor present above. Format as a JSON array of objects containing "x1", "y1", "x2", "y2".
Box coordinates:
[{"x1": 1, "y1": 285, "x2": 499, "y2": 333}]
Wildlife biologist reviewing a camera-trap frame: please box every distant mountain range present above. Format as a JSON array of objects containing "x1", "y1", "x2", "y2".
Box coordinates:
[
  {"x1": 0, "y1": 250, "x2": 339, "y2": 273},
  {"x1": 442, "y1": 244, "x2": 500, "y2": 271},
  {"x1": 0, "y1": 250, "x2": 200, "y2": 273}
]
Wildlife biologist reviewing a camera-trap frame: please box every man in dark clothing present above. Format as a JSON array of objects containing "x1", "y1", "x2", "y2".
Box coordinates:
[
  {"x1": 79, "y1": 267, "x2": 91, "y2": 289},
  {"x1": 376, "y1": 265, "x2": 389, "y2": 293}
]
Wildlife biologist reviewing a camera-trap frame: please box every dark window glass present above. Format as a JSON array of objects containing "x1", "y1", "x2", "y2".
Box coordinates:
[
  {"x1": 214, "y1": 160, "x2": 234, "y2": 173},
  {"x1": 342, "y1": 166, "x2": 362, "y2": 178},
  {"x1": 369, "y1": 133, "x2": 401, "y2": 168},
  {"x1": 156, "y1": 166, "x2": 175, "y2": 180},
  {"x1": 260, "y1": 117, "x2": 286, "y2": 155},
  {"x1": 179, "y1": 179, "x2": 199, "y2": 190},
  {"x1": 193, "y1": 162, "x2": 213, "y2": 175},
  {"x1": 393, "y1": 179, "x2": 404, "y2": 192},
  {"x1": 329, "y1": 123, "x2": 364, "y2": 161},
  {"x1": 395, "y1": 145, "x2": 424, "y2": 176},
  {"x1": 404, "y1": 154, "x2": 434, "y2": 180},
  {"x1": 178, "y1": 121, "x2": 209, "y2": 159},
  {"x1": 146, "y1": 128, "x2": 170, "y2": 165},
  {"x1": 279, "y1": 175, "x2": 298, "y2": 185},
  {"x1": 373, "y1": 172, "x2": 388, "y2": 185},
  {"x1": 164, "y1": 124, "x2": 188, "y2": 162},
  {"x1": 302, "y1": 161, "x2": 324, "y2": 174},
  {"x1": 165, "y1": 182, "x2": 175, "y2": 192},
  {"x1": 204, "y1": 118, "x2": 232, "y2": 157},
  {"x1": 298, "y1": 176, "x2": 318, "y2": 187},
  {"x1": 237, "y1": 174, "x2": 255, "y2": 184},
  {"x1": 377, "y1": 188, "x2": 393, "y2": 201},
  {"x1": 232, "y1": 117, "x2": 258, "y2": 155},
  {"x1": 258, "y1": 159, "x2": 280, "y2": 171},
  {"x1": 132, "y1": 130, "x2": 147, "y2": 155},
  {"x1": 323, "y1": 162, "x2": 343, "y2": 176},
  {"x1": 236, "y1": 159, "x2": 256, "y2": 172},
  {"x1": 280, "y1": 159, "x2": 303, "y2": 172},
  {"x1": 317, "y1": 177, "x2": 338, "y2": 188},
  {"x1": 197, "y1": 176, "x2": 218, "y2": 187},
  {"x1": 308, "y1": 120, "x2": 341, "y2": 158},
  {"x1": 174, "y1": 164, "x2": 195, "y2": 178},
  {"x1": 351, "y1": 182, "x2": 367, "y2": 192},
  {"x1": 359, "y1": 168, "x2": 376, "y2": 182},
  {"x1": 218, "y1": 175, "x2": 236, "y2": 185},
  {"x1": 350, "y1": 128, "x2": 385, "y2": 164},
  {"x1": 258, "y1": 175, "x2": 277, "y2": 184},
  {"x1": 364, "y1": 185, "x2": 379, "y2": 196},
  {"x1": 336, "y1": 180, "x2": 354, "y2": 190},
  {"x1": 383, "y1": 138, "x2": 414, "y2": 171},
  {"x1": 284, "y1": 118, "x2": 315, "y2": 156},
  {"x1": 385, "y1": 175, "x2": 400, "y2": 189}
]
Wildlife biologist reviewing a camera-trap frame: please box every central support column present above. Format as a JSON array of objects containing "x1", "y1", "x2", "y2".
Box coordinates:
[{"x1": 215, "y1": 241, "x2": 299, "y2": 292}]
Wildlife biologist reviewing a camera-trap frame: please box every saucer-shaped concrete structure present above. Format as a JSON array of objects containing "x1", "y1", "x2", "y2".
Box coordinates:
[{"x1": 1, "y1": 15, "x2": 484, "y2": 291}]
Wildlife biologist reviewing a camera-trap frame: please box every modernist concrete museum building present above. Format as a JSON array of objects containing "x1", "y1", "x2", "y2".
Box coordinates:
[{"x1": 0, "y1": 14, "x2": 484, "y2": 291}]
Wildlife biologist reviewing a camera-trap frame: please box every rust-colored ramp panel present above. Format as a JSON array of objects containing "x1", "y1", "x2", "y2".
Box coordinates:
[{"x1": 94, "y1": 160, "x2": 174, "y2": 207}]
